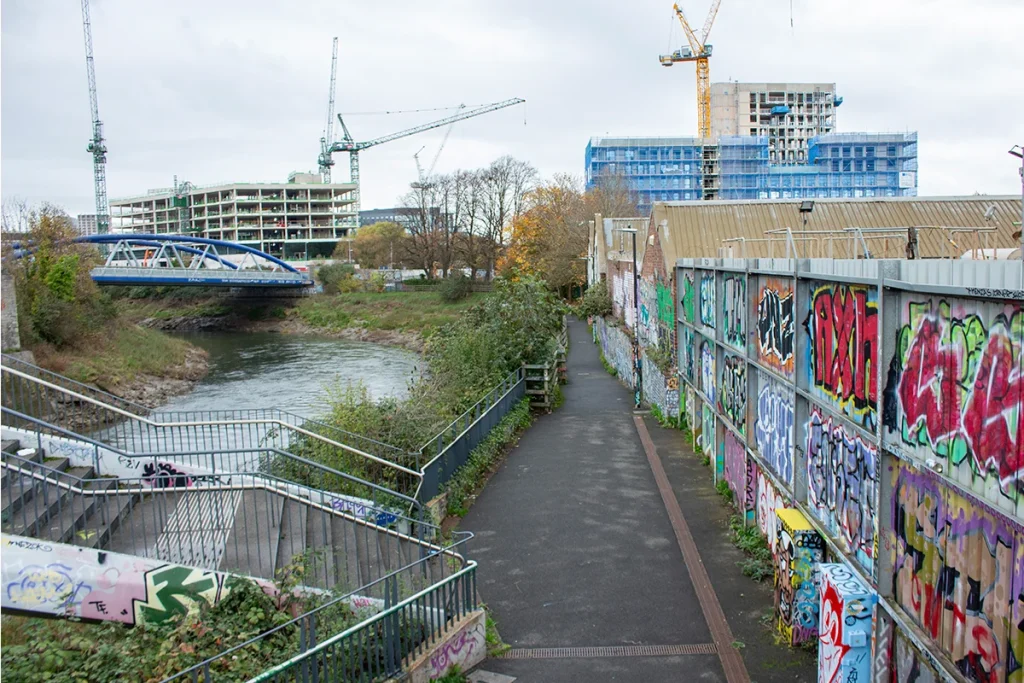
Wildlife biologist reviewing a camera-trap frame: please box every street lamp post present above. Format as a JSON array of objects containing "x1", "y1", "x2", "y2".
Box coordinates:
[
  {"x1": 615, "y1": 226, "x2": 642, "y2": 408},
  {"x1": 1009, "y1": 145, "x2": 1024, "y2": 260}
]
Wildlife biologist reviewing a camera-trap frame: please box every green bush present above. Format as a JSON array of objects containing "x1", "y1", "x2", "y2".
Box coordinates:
[
  {"x1": 439, "y1": 274, "x2": 471, "y2": 302},
  {"x1": 318, "y1": 262, "x2": 357, "y2": 294},
  {"x1": 577, "y1": 285, "x2": 612, "y2": 318}
]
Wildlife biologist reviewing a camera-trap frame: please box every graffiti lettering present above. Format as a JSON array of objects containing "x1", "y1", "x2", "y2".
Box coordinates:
[
  {"x1": 723, "y1": 274, "x2": 746, "y2": 349},
  {"x1": 699, "y1": 338, "x2": 715, "y2": 404},
  {"x1": 805, "y1": 283, "x2": 879, "y2": 429},
  {"x1": 719, "y1": 354, "x2": 746, "y2": 433},
  {"x1": 699, "y1": 273, "x2": 716, "y2": 329},
  {"x1": 883, "y1": 304, "x2": 1023, "y2": 499},
  {"x1": 429, "y1": 620, "x2": 485, "y2": 678},
  {"x1": 757, "y1": 283, "x2": 795, "y2": 375},
  {"x1": 755, "y1": 380, "x2": 794, "y2": 485},
  {"x1": 4, "y1": 539, "x2": 52, "y2": 552},
  {"x1": 892, "y1": 463, "x2": 1023, "y2": 681},
  {"x1": 723, "y1": 429, "x2": 746, "y2": 509},
  {"x1": 679, "y1": 327, "x2": 695, "y2": 382},
  {"x1": 757, "y1": 471, "x2": 787, "y2": 553},
  {"x1": 702, "y1": 401, "x2": 715, "y2": 458},
  {"x1": 744, "y1": 456, "x2": 758, "y2": 525},
  {"x1": 965, "y1": 287, "x2": 1024, "y2": 301},
  {"x1": 142, "y1": 462, "x2": 193, "y2": 488},
  {"x1": 806, "y1": 408, "x2": 878, "y2": 573},
  {"x1": 6, "y1": 563, "x2": 90, "y2": 610},
  {"x1": 774, "y1": 509, "x2": 824, "y2": 646},
  {"x1": 817, "y1": 563, "x2": 875, "y2": 683},
  {"x1": 681, "y1": 271, "x2": 695, "y2": 324},
  {"x1": 89, "y1": 599, "x2": 108, "y2": 615}
]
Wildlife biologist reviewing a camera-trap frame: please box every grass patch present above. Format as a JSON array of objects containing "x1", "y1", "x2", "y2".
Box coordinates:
[
  {"x1": 716, "y1": 479, "x2": 734, "y2": 504},
  {"x1": 34, "y1": 323, "x2": 201, "y2": 392},
  {"x1": 445, "y1": 399, "x2": 532, "y2": 517},
  {"x1": 598, "y1": 348, "x2": 617, "y2": 377},
  {"x1": 483, "y1": 604, "x2": 511, "y2": 657},
  {"x1": 729, "y1": 515, "x2": 774, "y2": 582},
  {"x1": 296, "y1": 292, "x2": 488, "y2": 334}
]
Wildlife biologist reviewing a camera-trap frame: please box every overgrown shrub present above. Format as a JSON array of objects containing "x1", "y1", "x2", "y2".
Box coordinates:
[
  {"x1": 577, "y1": 285, "x2": 612, "y2": 318},
  {"x1": 304, "y1": 275, "x2": 565, "y2": 494},
  {"x1": 439, "y1": 274, "x2": 471, "y2": 302},
  {"x1": 318, "y1": 262, "x2": 358, "y2": 294},
  {"x1": 9, "y1": 205, "x2": 116, "y2": 348}
]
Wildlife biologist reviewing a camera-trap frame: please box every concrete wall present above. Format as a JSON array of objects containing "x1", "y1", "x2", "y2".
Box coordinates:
[
  {"x1": 676, "y1": 256, "x2": 1024, "y2": 681},
  {"x1": 2, "y1": 267, "x2": 20, "y2": 351}
]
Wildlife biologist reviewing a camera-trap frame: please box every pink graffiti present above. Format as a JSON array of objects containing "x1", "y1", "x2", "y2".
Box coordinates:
[
  {"x1": 962, "y1": 329, "x2": 1024, "y2": 486},
  {"x1": 899, "y1": 317, "x2": 1023, "y2": 491},
  {"x1": 429, "y1": 622, "x2": 482, "y2": 677}
]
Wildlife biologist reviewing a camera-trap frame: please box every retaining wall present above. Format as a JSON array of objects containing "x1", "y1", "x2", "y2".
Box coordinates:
[{"x1": 676, "y1": 256, "x2": 1024, "y2": 682}]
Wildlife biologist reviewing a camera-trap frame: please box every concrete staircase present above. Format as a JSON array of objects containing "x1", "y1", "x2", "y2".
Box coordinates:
[{"x1": 2, "y1": 438, "x2": 440, "y2": 594}]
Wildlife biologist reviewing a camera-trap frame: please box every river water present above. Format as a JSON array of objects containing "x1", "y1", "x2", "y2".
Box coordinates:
[{"x1": 158, "y1": 331, "x2": 420, "y2": 417}]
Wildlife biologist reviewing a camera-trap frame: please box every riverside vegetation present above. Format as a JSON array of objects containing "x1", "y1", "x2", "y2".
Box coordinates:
[
  {"x1": 4, "y1": 206, "x2": 207, "y2": 403},
  {"x1": 283, "y1": 275, "x2": 565, "y2": 499}
]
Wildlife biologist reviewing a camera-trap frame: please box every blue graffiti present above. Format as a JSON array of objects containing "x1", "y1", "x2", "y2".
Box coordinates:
[{"x1": 755, "y1": 381, "x2": 794, "y2": 484}]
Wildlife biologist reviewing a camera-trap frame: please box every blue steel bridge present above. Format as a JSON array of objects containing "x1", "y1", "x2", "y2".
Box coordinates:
[{"x1": 77, "y1": 234, "x2": 314, "y2": 287}]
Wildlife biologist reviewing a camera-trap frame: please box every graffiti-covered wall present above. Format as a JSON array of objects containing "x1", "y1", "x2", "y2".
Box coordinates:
[{"x1": 675, "y1": 256, "x2": 1024, "y2": 681}]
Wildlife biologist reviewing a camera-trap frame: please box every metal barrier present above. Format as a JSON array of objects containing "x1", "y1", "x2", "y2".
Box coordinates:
[
  {"x1": 243, "y1": 563, "x2": 478, "y2": 683},
  {"x1": 416, "y1": 368, "x2": 527, "y2": 503},
  {"x1": 1, "y1": 364, "x2": 423, "y2": 499}
]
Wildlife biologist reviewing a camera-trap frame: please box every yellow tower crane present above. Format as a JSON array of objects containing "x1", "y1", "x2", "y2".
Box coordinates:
[{"x1": 659, "y1": 0, "x2": 722, "y2": 139}]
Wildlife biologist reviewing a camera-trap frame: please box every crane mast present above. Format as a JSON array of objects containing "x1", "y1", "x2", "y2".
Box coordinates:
[
  {"x1": 81, "y1": 0, "x2": 108, "y2": 233},
  {"x1": 318, "y1": 38, "x2": 339, "y2": 183},
  {"x1": 658, "y1": 1, "x2": 722, "y2": 139}
]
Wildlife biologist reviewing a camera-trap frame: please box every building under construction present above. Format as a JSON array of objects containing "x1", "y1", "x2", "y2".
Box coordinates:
[{"x1": 110, "y1": 173, "x2": 357, "y2": 260}]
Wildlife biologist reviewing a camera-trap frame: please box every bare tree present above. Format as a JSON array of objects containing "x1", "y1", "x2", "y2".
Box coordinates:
[
  {"x1": 480, "y1": 156, "x2": 537, "y2": 280},
  {"x1": 400, "y1": 182, "x2": 441, "y2": 278},
  {"x1": 2, "y1": 197, "x2": 32, "y2": 234}
]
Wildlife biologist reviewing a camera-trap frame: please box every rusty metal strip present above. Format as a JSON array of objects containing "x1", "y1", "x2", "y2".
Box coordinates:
[
  {"x1": 499, "y1": 643, "x2": 718, "y2": 659},
  {"x1": 633, "y1": 415, "x2": 751, "y2": 683}
]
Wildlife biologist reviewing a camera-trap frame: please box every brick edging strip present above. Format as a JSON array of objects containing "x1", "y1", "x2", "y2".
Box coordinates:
[{"x1": 633, "y1": 415, "x2": 751, "y2": 683}]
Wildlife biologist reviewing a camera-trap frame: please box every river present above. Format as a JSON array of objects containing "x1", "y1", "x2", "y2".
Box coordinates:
[{"x1": 158, "y1": 331, "x2": 420, "y2": 417}]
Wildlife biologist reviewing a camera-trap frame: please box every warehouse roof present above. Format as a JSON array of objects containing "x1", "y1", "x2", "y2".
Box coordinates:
[{"x1": 649, "y1": 195, "x2": 1022, "y2": 263}]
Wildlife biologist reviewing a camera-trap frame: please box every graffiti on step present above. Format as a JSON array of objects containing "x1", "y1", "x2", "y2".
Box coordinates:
[
  {"x1": 143, "y1": 462, "x2": 193, "y2": 488},
  {"x1": 5, "y1": 562, "x2": 91, "y2": 611},
  {"x1": 774, "y1": 508, "x2": 824, "y2": 646}
]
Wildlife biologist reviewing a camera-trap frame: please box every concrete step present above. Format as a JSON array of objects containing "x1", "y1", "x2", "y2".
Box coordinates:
[
  {"x1": 2, "y1": 473, "x2": 74, "y2": 538},
  {"x1": 221, "y1": 489, "x2": 285, "y2": 581},
  {"x1": 330, "y1": 514, "x2": 362, "y2": 594},
  {"x1": 105, "y1": 490, "x2": 182, "y2": 557},
  {"x1": 305, "y1": 503, "x2": 337, "y2": 590},
  {"x1": 72, "y1": 479, "x2": 140, "y2": 550},
  {"x1": 274, "y1": 497, "x2": 308, "y2": 579},
  {"x1": 42, "y1": 457, "x2": 70, "y2": 474}
]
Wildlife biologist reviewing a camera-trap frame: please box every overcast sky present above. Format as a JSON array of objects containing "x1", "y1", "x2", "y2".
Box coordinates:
[{"x1": 2, "y1": 0, "x2": 1022, "y2": 217}]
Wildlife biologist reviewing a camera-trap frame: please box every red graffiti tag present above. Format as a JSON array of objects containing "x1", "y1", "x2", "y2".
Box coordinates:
[
  {"x1": 809, "y1": 286, "x2": 878, "y2": 413},
  {"x1": 898, "y1": 317, "x2": 965, "y2": 447},
  {"x1": 818, "y1": 581, "x2": 849, "y2": 683},
  {"x1": 962, "y1": 328, "x2": 1024, "y2": 485}
]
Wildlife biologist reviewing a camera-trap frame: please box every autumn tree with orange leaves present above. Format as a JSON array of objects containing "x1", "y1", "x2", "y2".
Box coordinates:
[{"x1": 500, "y1": 174, "x2": 638, "y2": 296}]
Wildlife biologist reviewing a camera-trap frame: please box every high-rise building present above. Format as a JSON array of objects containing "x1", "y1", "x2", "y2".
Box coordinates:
[
  {"x1": 75, "y1": 214, "x2": 100, "y2": 237},
  {"x1": 710, "y1": 82, "x2": 841, "y2": 165},
  {"x1": 110, "y1": 176, "x2": 358, "y2": 261},
  {"x1": 585, "y1": 132, "x2": 918, "y2": 214}
]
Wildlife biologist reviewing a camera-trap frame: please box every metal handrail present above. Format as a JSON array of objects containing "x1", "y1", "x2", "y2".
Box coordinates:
[
  {"x1": 0, "y1": 352, "x2": 151, "y2": 415},
  {"x1": 2, "y1": 365, "x2": 421, "y2": 479},
  {"x1": 0, "y1": 458, "x2": 459, "y2": 554},
  {"x1": 1, "y1": 406, "x2": 417, "y2": 511},
  {"x1": 244, "y1": 561, "x2": 478, "y2": 683}
]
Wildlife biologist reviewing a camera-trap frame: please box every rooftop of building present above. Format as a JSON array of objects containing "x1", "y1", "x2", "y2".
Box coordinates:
[
  {"x1": 111, "y1": 177, "x2": 356, "y2": 205},
  {"x1": 648, "y1": 194, "x2": 1022, "y2": 262},
  {"x1": 711, "y1": 81, "x2": 836, "y2": 90}
]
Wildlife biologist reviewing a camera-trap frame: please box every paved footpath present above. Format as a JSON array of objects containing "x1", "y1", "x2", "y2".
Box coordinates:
[{"x1": 463, "y1": 318, "x2": 815, "y2": 682}]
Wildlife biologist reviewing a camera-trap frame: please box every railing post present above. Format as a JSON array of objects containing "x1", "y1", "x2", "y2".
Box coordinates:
[{"x1": 383, "y1": 574, "x2": 401, "y2": 675}]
